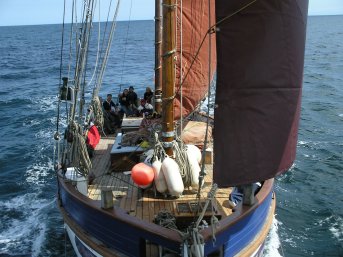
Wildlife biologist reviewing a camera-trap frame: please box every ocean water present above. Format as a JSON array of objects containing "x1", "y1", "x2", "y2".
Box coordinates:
[{"x1": 0, "y1": 16, "x2": 342, "y2": 256}]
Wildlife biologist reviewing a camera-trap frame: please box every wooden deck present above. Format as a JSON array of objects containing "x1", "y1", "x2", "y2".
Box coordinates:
[
  {"x1": 62, "y1": 133, "x2": 275, "y2": 257},
  {"x1": 88, "y1": 135, "x2": 233, "y2": 225}
]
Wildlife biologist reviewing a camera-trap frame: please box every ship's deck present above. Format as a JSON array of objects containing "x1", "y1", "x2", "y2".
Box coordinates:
[
  {"x1": 88, "y1": 134, "x2": 233, "y2": 225},
  {"x1": 60, "y1": 132, "x2": 275, "y2": 257}
]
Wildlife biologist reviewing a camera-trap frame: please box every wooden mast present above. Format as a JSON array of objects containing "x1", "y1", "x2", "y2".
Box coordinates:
[
  {"x1": 154, "y1": 0, "x2": 162, "y2": 114},
  {"x1": 161, "y1": 0, "x2": 176, "y2": 156}
]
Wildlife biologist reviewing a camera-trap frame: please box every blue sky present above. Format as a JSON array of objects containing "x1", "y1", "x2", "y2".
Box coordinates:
[{"x1": 0, "y1": 0, "x2": 343, "y2": 26}]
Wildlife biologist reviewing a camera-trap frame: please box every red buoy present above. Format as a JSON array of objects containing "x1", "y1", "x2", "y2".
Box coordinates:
[{"x1": 131, "y1": 163, "x2": 154, "y2": 186}]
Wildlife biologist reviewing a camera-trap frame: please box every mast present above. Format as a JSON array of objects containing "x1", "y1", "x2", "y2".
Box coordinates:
[
  {"x1": 161, "y1": 0, "x2": 176, "y2": 156},
  {"x1": 154, "y1": 0, "x2": 162, "y2": 114}
]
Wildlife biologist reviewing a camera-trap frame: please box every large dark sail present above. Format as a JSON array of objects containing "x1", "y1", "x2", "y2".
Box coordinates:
[{"x1": 214, "y1": 0, "x2": 309, "y2": 186}]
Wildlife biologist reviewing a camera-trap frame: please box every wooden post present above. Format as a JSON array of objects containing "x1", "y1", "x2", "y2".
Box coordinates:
[
  {"x1": 161, "y1": 0, "x2": 176, "y2": 156},
  {"x1": 101, "y1": 190, "x2": 114, "y2": 209}
]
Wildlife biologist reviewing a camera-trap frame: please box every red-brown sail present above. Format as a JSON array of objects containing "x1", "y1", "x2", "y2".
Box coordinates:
[
  {"x1": 214, "y1": 0, "x2": 309, "y2": 186},
  {"x1": 174, "y1": 0, "x2": 216, "y2": 120}
]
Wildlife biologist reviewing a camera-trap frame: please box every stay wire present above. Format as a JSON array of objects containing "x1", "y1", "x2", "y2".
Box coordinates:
[
  {"x1": 94, "y1": 0, "x2": 112, "y2": 86},
  {"x1": 71, "y1": 0, "x2": 92, "y2": 121},
  {"x1": 55, "y1": 0, "x2": 67, "y2": 213},
  {"x1": 67, "y1": 0, "x2": 75, "y2": 80},
  {"x1": 118, "y1": 0, "x2": 133, "y2": 94},
  {"x1": 79, "y1": 0, "x2": 96, "y2": 121},
  {"x1": 94, "y1": 0, "x2": 120, "y2": 96},
  {"x1": 196, "y1": 0, "x2": 212, "y2": 207},
  {"x1": 69, "y1": 2, "x2": 85, "y2": 121},
  {"x1": 179, "y1": 0, "x2": 183, "y2": 140},
  {"x1": 56, "y1": 0, "x2": 67, "y2": 134},
  {"x1": 87, "y1": 0, "x2": 101, "y2": 89}
]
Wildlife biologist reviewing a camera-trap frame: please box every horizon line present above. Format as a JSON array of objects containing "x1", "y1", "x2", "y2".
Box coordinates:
[{"x1": 0, "y1": 14, "x2": 342, "y2": 27}]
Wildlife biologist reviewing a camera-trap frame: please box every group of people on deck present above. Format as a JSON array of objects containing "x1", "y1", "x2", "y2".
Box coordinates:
[{"x1": 102, "y1": 86, "x2": 154, "y2": 134}]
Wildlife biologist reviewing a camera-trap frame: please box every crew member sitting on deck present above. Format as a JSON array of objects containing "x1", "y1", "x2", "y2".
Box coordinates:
[
  {"x1": 144, "y1": 87, "x2": 153, "y2": 103},
  {"x1": 119, "y1": 89, "x2": 131, "y2": 115},
  {"x1": 103, "y1": 93, "x2": 116, "y2": 111},
  {"x1": 103, "y1": 94, "x2": 121, "y2": 133},
  {"x1": 128, "y1": 86, "x2": 138, "y2": 108},
  {"x1": 137, "y1": 99, "x2": 153, "y2": 116}
]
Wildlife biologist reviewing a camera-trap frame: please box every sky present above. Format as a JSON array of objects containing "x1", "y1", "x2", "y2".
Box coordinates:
[{"x1": 0, "y1": 0, "x2": 343, "y2": 27}]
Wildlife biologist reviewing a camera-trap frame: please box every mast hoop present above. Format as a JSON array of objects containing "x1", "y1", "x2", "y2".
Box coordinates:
[
  {"x1": 162, "y1": 3, "x2": 177, "y2": 9},
  {"x1": 162, "y1": 131, "x2": 175, "y2": 137},
  {"x1": 162, "y1": 142, "x2": 174, "y2": 148},
  {"x1": 154, "y1": 64, "x2": 162, "y2": 70},
  {"x1": 162, "y1": 49, "x2": 176, "y2": 58},
  {"x1": 162, "y1": 95, "x2": 175, "y2": 101}
]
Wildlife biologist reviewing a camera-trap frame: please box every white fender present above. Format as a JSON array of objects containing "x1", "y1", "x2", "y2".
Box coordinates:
[
  {"x1": 65, "y1": 167, "x2": 88, "y2": 196},
  {"x1": 162, "y1": 157, "x2": 184, "y2": 197},
  {"x1": 152, "y1": 160, "x2": 168, "y2": 193},
  {"x1": 186, "y1": 146, "x2": 201, "y2": 188},
  {"x1": 186, "y1": 144, "x2": 202, "y2": 163}
]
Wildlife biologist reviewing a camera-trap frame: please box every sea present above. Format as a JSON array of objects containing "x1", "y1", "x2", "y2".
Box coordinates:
[{"x1": 0, "y1": 15, "x2": 342, "y2": 257}]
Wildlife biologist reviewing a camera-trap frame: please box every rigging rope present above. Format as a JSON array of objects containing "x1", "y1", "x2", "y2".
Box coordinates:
[
  {"x1": 54, "y1": 0, "x2": 67, "y2": 169},
  {"x1": 173, "y1": 139, "x2": 193, "y2": 187},
  {"x1": 58, "y1": 0, "x2": 121, "y2": 175},
  {"x1": 118, "y1": 0, "x2": 133, "y2": 93},
  {"x1": 94, "y1": 0, "x2": 121, "y2": 97},
  {"x1": 89, "y1": 96, "x2": 104, "y2": 128},
  {"x1": 79, "y1": 0, "x2": 97, "y2": 122},
  {"x1": 56, "y1": 0, "x2": 67, "y2": 138},
  {"x1": 93, "y1": 0, "x2": 111, "y2": 88},
  {"x1": 69, "y1": 1, "x2": 89, "y2": 121},
  {"x1": 90, "y1": 0, "x2": 120, "y2": 135},
  {"x1": 196, "y1": 0, "x2": 213, "y2": 200},
  {"x1": 179, "y1": 0, "x2": 184, "y2": 139},
  {"x1": 69, "y1": 121, "x2": 92, "y2": 176},
  {"x1": 67, "y1": 0, "x2": 75, "y2": 80},
  {"x1": 87, "y1": 0, "x2": 101, "y2": 88}
]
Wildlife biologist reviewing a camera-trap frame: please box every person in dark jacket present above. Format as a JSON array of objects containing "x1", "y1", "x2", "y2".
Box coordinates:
[
  {"x1": 143, "y1": 87, "x2": 153, "y2": 103},
  {"x1": 127, "y1": 86, "x2": 138, "y2": 107},
  {"x1": 119, "y1": 89, "x2": 130, "y2": 115},
  {"x1": 103, "y1": 94, "x2": 116, "y2": 111},
  {"x1": 103, "y1": 94, "x2": 121, "y2": 133}
]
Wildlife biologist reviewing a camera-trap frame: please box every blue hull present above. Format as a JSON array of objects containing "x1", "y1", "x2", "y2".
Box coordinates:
[{"x1": 58, "y1": 176, "x2": 275, "y2": 257}]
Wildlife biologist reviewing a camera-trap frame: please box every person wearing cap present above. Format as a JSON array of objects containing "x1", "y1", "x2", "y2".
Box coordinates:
[{"x1": 128, "y1": 86, "x2": 138, "y2": 108}]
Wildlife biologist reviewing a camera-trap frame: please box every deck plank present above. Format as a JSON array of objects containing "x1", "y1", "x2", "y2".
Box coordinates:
[{"x1": 88, "y1": 135, "x2": 233, "y2": 224}]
